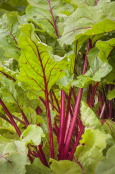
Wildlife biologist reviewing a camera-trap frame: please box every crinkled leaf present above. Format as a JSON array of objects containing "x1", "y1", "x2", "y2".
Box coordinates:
[
  {"x1": 75, "y1": 128, "x2": 106, "y2": 174},
  {"x1": 0, "y1": 12, "x2": 20, "y2": 60},
  {"x1": 18, "y1": 24, "x2": 67, "y2": 99},
  {"x1": 26, "y1": 0, "x2": 74, "y2": 37},
  {"x1": 80, "y1": 101, "x2": 102, "y2": 129},
  {"x1": 50, "y1": 159, "x2": 83, "y2": 174},
  {"x1": 96, "y1": 145, "x2": 115, "y2": 174},
  {"x1": 21, "y1": 125, "x2": 45, "y2": 146},
  {"x1": 0, "y1": 141, "x2": 30, "y2": 174},
  {"x1": 26, "y1": 158, "x2": 51, "y2": 174},
  {"x1": 59, "y1": 1, "x2": 115, "y2": 45}
]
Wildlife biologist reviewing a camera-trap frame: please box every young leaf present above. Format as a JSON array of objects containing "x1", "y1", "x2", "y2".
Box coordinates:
[
  {"x1": 59, "y1": 1, "x2": 115, "y2": 45},
  {"x1": 80, "y1": 101, "x2": 102, "y2": 129},
  {"x1": 0, "y1": 12, "x2": 20, "y2": 60},
  {"x1": 21, "y1": 125, "x2": 45, "y2": 146}
]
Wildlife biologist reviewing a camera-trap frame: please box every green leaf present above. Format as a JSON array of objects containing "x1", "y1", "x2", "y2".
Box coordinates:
[
  {"x1": 75, "y1": 128, "x2": 107, "y2": 174},
  {"x1": 50, "y1": 159, "x2": 83, "y2": 174},
  {"x1": 72, "y1": 71, "x2": 92, "y2": 88},
  {"x1": 96, "y1": 38, "x2": 115, "y2": 63},
  {"x1": 35, "y1": 29, "x2": 66, "y2": 56},
  {"x1": 59, "y1": 1, "x2": 115, "y2": 45},
  {"x1": 23, "y1": 107, "x2": 43, "y2": 125},
  {"x1": 0, "y1": 75, "x2": 39, "y2": 114},
  {"x1": 0, "y1": 12, "x2": 20, "y2": 60},
  {"x1": 107, "y1": 88, "x2": 115, "y2": 100},
  {"x1": 96, "y1": 145, "x2": 115, "y2": 174},
  {"x1": 21, "y1": 125, "x2": 45, "y2": 146},
  {"x1": 80, "y1": 101, "x2": 102, "y2": 129},
  {"x1": 26, "y1": 158, "x2": 51, "y2": 174},
  {"x1": 26, "y1": 0, "x2": 74, "y2": 37},
  {"x1": 0, "y1": 141, "x2": 30, "y2": 174},
  {"x1": 0, "y1": 61, "x2": 18, "y2": 81},
  {"x1": 18, "y1": 23, "x2": 67, "y2": 99},
  {"x1": 0, "y1": 0, "x2": 28, "y2": 14},
  {"x1": 67, "y1": 0, "x2": 110, "y2": 7},
  {"x1": 88, "y1": 47, "x2": 112, "y2": 82}
]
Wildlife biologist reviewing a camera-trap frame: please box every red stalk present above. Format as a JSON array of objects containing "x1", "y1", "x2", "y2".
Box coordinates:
[
  {"x1": 72, "y1": 88, "x2": 77, "y2": 103},
  {"x1": 58, "y1": 90, "x2": 65, "y2": 159},
  {"x1": 108, "y1": 100, "x2": 112, "y2": 119},
  {"x1": 88, "y1": 82, "x2": 99, "y2": 107},
  {"x1": 64, "y1": 112, "x2": 71, "y2": 144},
  {"x1": 63, "y1": 89, "x2": 72, "y2": 142},
  {"x1": 67, "y1": 124, "x2": 84, "y2": 160},
  {"x1": 63, "y1": 39, "x2": 92, "y2": 159},
  {"x1": 87, "y1": 84, "x2": 92, "y2": 104},
  {"x1": 0, "y1": 99, "x2": 21, "y2": 137},
  {"x1": 95, "y1": 0, "x2": 98, "y2": 5},
  {"x1": 38, "y1": 145, "x2": 49, "y2": 167}
]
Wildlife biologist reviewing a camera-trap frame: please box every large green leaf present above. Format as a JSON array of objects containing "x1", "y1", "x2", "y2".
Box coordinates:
[
  {"x1": 80, "y1": 101, "x2": 102, "y2": 129},
  {"x1": 0, "y1": 12, "x2": 21, "y2": 60},
  {"x1": 26, "y1": 158, "x2": 51, "y2": 174},
  {"x1": 96, "y1": 145, "x2": 115, "y2": 174},
  {"x1": 59, "y1": 1, "x2": 115, "y2": 45},
  {"x1": 0, "y1": 141, "x2": 30, "y2": 174},
  {"x1": 18, "y1": 24, "x2": 67, "y2": 99},
  {"x1": 50, "y1": 159, "x2": 83, "y2": 174},
  {"x1": 26, "y1": 0, "x2": 74, "y2": 37},
  {"x1": 75, "y1": 128, "x2": 107, "y2": 174},
  {"x1": 67, "y1": 0, "x2": 110, "y2": 7}
]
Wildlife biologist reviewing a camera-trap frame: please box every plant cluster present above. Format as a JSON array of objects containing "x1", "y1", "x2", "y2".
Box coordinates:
[{"x1": 0, "y1": 0, "x2": 115, "y2": 174}]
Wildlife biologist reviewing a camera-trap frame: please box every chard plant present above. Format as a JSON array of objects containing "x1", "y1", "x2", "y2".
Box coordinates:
[{"x1": 0, "y1": 0, "x2": 115, "y2": 173}]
